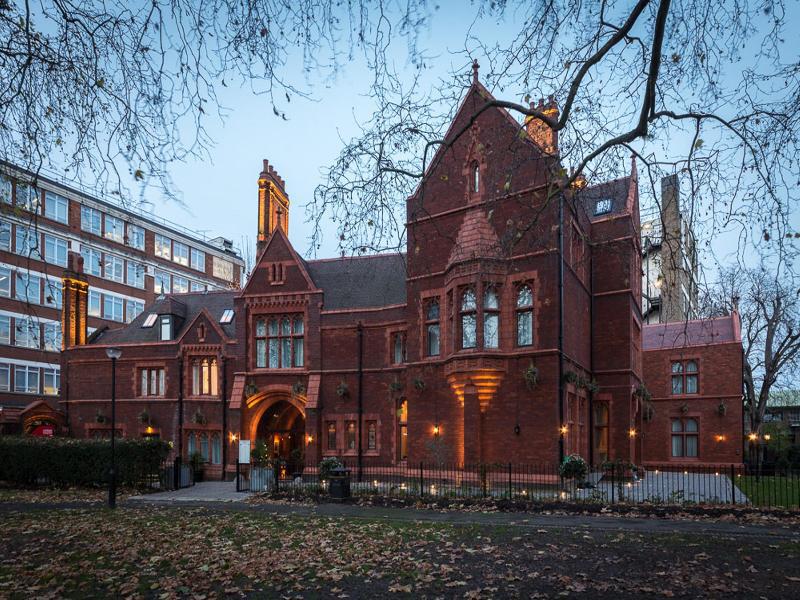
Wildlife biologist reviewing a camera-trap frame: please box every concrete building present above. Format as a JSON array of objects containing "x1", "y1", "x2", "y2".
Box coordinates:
[{"x1": 0, "y1": 161, "x2": 244, "y2": 434}]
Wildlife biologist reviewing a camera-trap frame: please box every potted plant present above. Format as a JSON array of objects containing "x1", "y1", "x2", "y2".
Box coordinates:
[
  {"x1": 559, "y1": 454, "x2": 589, "y2": 492},
  {"x1": 523, "y1": 362, "x2": 539, "y2": 390},
  {"x1": 189, "y1": 451, "x2": 204, "y2": 482},
  {"x1": 319, "y1": 456, "x2": 344, "y2": 482},
  {"x1": 250, "y1": 440, "x2": 275, "y2": 492}
]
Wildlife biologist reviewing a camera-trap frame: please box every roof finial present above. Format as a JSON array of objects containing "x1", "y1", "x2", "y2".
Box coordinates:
[
  {"x1": 276, "y1": 205, "x2": 284, "y2": 231},
  {"x1": 472, "y1": 58, "x2": 479, "y2": 84}
]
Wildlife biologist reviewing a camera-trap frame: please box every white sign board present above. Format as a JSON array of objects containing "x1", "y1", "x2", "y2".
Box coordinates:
[{"x1": 238, "y1": 440, "x2": 251, "y2": 464}]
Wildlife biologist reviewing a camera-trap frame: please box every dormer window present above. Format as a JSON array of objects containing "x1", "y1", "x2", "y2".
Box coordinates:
[
  {"x1": 141, "y1": 313, "x2": 157, "y2": 328},
  {"x1": 594, "y1": 198, "x2": 613, "y2": 216},
  {"x1": 160, "y1": 316, "x2": 171, "y2": 341},
  {"x1": 220, "y1": 309, "x2": 234, "y2": 324}
]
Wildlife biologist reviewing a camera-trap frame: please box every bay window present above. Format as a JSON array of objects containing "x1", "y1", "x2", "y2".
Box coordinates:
[
  {"x1": 483, "y1": 287, "x2": 500, "y2": 348},
  {"x1": 460, "y1": 288, "x2": 477, "y2": 349}
]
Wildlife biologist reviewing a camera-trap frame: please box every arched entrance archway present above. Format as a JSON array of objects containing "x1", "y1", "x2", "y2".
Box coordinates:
[{"x1": 247, "y1": 391, "x2": 306, "y2": 474}]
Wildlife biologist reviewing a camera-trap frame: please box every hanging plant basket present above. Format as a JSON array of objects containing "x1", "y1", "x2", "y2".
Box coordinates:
[
  {"x1": 643, "y1": 401, "x2": 656, "y2": 422},
  {"x1": 192, "y1": 409, "x2": 207, "y2": 425},
  {"x1": 413, "y1": 377, "x2": 426, "y2": 392},
  {"x1": 717, "y1": 401, "x2": 727, "y2": 416},
  {"x1": 138, "y1": 410, "x2": 151, "y2": 425},
  {"x1": 523, "y1": 363, "x2": 539, "y2": 391},
  {"x1": 336, "y1": 381, "x2": 349, "y2": 397},
  {"x1": 389, "y1": 379, "x2": 404, "y2": 395},
  {"x1": 244, "y1": 382, "x2": 258, "y2": 398},
  {"x1": 95, "y1": 411, "x2": 107, "y2": 424},
  {"x1": 563, "y1": 370, "x2": 579, "y2": 385},
  {"x1": 292, "y1": 381, "x2": 306, "y2": 396}
]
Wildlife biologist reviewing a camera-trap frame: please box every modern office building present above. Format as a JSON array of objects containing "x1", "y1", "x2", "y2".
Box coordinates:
[{"x1": 0, "y1": 160, "x2": 244, "y2": 434}]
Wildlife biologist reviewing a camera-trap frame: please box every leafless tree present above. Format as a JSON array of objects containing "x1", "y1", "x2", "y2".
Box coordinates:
[
  {"x1": 311, "y1": 0, "x2": 799, "y2": 263},
  {"x1": 704, "y1": 262, "x2": 800, "y2": 437}
]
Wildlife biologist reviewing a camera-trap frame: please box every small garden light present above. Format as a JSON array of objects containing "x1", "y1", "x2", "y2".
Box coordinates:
[{"x1": 764, "y1": 433, "x2": 771, "y2": 441}]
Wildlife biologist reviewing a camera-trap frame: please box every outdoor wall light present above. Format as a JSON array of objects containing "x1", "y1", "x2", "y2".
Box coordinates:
[
  {"x1": 306, "y1": 434, "x2": 313, "y2": 444},
  {"x1": 715, "y1": 434, "x2": 726, "y2": 442},
  {"x1": 229, "y1": 432, "x2": 238, "y2": 443},
  {"x1": 747, "y1": 432, "x2": 758, "y2": 442},
  {"x1": 559, "y1": 425, "x2": 568, "y2": 435},
  {"x1": 628, "y1": 428, "x2": 637, "y2": 438},
  {"x1": 763, "y1": 433, "x2": 771, "y2": 441},
  {"x1": 433, "y1": 424, "x2": 440, "y2": 436}
]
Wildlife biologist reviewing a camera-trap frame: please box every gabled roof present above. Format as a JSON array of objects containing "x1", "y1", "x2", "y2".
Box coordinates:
[
  {"x1": 306, "y1": 254, "x2": 407, "y2": 310},
  {"x1": 92, "y1": 290, "x2": 237, "y2": 344},
  {"x1": 577, "y1": 175, "x2": 634, "y2": 221},
  {"x1": 642, "y1": 314, "x2": 740, "y2": 350}
]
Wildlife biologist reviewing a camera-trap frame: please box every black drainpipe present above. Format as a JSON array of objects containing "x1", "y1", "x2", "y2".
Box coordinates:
[
  {"x1": 221, "y1": 355, "x2": 227, "y2": 481},
  {"x1": 588, "y1": 234, "x2": 595, "y2": 466},
  {"x1": 178, "y1": 356, "x2": 184, "y2": 462},
  {"x1": 357, "y1": 322, "x2": 364, "y2": 482},
  {"x1": 558, "y1": 191, "x2": 565, "y2": 464}
]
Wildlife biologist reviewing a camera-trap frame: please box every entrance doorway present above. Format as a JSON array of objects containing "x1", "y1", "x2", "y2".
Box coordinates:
[{"x1": 255, "y1": 399, "x2": 305, "y2": 475}]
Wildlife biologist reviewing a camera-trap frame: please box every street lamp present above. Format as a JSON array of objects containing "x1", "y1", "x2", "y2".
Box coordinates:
[{"x1": 106, "y1": 347, "x2": 122, "y2": 508}]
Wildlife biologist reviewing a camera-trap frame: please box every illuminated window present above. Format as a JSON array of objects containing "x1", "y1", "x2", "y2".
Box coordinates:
[
  {"x1": 397, "y1": 399, "x2": 408, "y2": 461},
  {"x1": 191, "y1": 358, "x2": 219, "y2": 396},
  {"x1": 460, "y1": 288, "x2": 477, "y2": 349},
  {"x1": 345, "y1": 421, "x2": 356, "y2": 450},
  {"x1": 671, "y1": 360, "x2": 698, "y2": 394},
  {"x1": 472, "y1": 164, "x2": 480, "y2": 193},
  {"x1": 516, "y1": 284, "x2": 534, "y2": 346},
  {"x1": 594, "y1": 198, "x2": 613, "y2": 215},
  {"x1": 671, "y1": 418, "x2": 698, "y2": 458},
  {"x1": 367, "y1": 421, "x2": 377, "y2": 451},
  {"x1": 483, "y1": 286, "x2": 500, "y2": 348},
  {"x1": 425, "y1": 300, "x2": 440, "y2": 356}
]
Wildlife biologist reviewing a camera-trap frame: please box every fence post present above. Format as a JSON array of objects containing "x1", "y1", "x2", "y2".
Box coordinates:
[
  {"x1": 236, "y1": 460, "x2": 240, "y2": 492},
  {"x1": 610, "y1": 463, "x2": 615, "y2": 504},
  {"x1": 419, "y1": 462, "x2": 424, "y2": 498},
  {"x1": 730, "y1": 464, "x2": 736, "y2": 505},
  {"x1": 274, "y1": 461, "x2": 280, "y2": 493},
  {"x1": 508, "y1": 463, "x2": 512, "y2": 499}
]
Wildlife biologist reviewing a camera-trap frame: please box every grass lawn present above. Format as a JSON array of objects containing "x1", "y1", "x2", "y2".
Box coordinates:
[
  {"x1": 738, "y1": 475, "x2": 800, "y2": 508},
  {"x1": 0, "y1": 505, "x2": 798, "y2": 598}
]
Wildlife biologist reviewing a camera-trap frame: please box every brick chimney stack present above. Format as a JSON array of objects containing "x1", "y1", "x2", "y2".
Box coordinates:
[
  {"x1": 525, "y1": 95, "x2": 559, "y2": 155},
  {"x1": 257, "y1": 159, "x2": 290, "y2": 253},
  {"x1": 61, "y1": 251, "x2": 88, "y2": 349}
]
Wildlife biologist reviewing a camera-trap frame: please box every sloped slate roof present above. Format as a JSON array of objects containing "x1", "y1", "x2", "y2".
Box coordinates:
[
  {"x1": 577, "y1": 176, "x2": 632, "y2": 221},
  {"x1": 92, "y1": 290, "x2": 237, "y2": 344},
  {"x1": 642, "y1": 315, "x2": 738, "y2": 350},
  {"x1": 305, "y1": 253, "x2": 407, "y2": 310},
  {"x1": 448, "y1": 208, "x2": 502, "y2": 266}
]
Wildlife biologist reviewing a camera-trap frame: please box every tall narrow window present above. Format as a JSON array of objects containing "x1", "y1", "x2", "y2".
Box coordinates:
[
  {"x1": 516, "y1": 285, "x2": 534, "y2": 346},
  {"x1": 460, "y1": 288, "x2": 477, "y2": 349},
  {"x1": 398, "y1": 399, "x2": 408, "y2": 461},
  {"x1": 345, "y1": 421, "x2": 356, "y2": 450},
  {"x1": 472, "y1": 164, "x2": 480, "y2": 193},
  {"x1": 327, "y1": 422, "x2": 337, "y2": 451},
  {"x1": 593, "y1": 403, "x2": 609, "y2": 464},
  {"x1": 211, "y1": 434, "x2": 222, "y2": 464},
  {"x1": 292, "y1": 317, "x2": 304, "y2": 367},
  {"x1": 671, "y1": 418, "x2": 699, "y2": 458},
  {"x1": 425, "y1": 301, "x2": 440, "y2": 356},
  {"x1": 483, "y1": 287, "x2": 500, "y2": 349},
  {"x1": 392, "y1": 332, "x2": 406, "y2": 364},
  {"x1": 367, "y1": 421, "x2": 377, "y2": 451}
]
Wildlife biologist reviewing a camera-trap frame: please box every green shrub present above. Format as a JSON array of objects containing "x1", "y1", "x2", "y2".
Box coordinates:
[
  {"x1": 0, "y1": 436, "x2": 170, "y2": 488},
  {"x1": 318, "y1": 456, "x2": 344, "y2": 480},
  {"x1": 559, "y1": 454, "x2": 588, "y2": 481}
]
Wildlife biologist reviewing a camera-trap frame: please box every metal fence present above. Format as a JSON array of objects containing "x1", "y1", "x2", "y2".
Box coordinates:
[
  {"x1": 237, "y1": 461, "x2": 800, "y2": 509},
  {"x1": 158, "y1": 461, "x2": 194, "y2": 491}
]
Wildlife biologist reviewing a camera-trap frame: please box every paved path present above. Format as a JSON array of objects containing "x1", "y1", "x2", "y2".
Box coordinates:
[{"x1": 128, "y1": 481, "x2": 247, "y2": 503}]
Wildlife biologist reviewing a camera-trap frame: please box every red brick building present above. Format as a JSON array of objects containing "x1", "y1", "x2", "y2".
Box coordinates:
[{"x1": 59, "y1": 74, "x2": 744, "y2": 477}]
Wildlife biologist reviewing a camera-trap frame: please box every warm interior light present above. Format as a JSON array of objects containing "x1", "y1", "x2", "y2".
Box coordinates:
[{"x1": 145, "y1": 426, "x2": 154, "y2": 434}]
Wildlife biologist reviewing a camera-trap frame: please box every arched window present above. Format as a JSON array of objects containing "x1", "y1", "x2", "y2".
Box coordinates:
[
  {"x1": 483, "y1": 287, "x2": 500, "y2": 348},
  {"x1": 200, "y1": 433, "x2": 209, "y2": 462},
  {"x1": 211, "y1": 433, "x2": 222, "y2": 464},
  {"x1": 255, "y1": 315, "x2": 304, "y2": 368},
  {"x1": 191, "y1": 358, "x2": 218, "y2": 396},
  {"x1": 472, "y1": 163, "x2": 480, "y2": 193},
  {"x1": 398, "y1": 399, "x2": 408, "y2": 461},
  {"x1": 187, "y1": 431, "x2": 196, "y2": 456},
  {"x1": 460, "y1": 288, "x2": 477, "y2": 349},
  {"x1": 425, "y1": 300, "x2": 440, "y2": 356},
  {"x1": 516, "y1": 285, "x2": 534, "y2": 346}
]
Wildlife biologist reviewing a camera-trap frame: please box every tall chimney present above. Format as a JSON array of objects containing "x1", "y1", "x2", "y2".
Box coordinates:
[
  {"x1": 257, "y1": 159, "x2": 290, "y2": 253},
  {"x1": 525, "y1": 95, "x2": 559, "y2": 155},
  {"x1": 61, "y1": 251, "x2": 88, "y2": 348}
]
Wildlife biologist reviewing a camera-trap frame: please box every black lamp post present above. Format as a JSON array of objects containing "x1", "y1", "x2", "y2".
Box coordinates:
[{"x1": 106, "y1": 347, "x2": 122, "y2": 508}]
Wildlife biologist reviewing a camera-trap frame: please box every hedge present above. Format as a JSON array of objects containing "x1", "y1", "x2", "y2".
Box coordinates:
[{"x1": 0, "y1": 436, "x2": 170, "y2": 487}]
